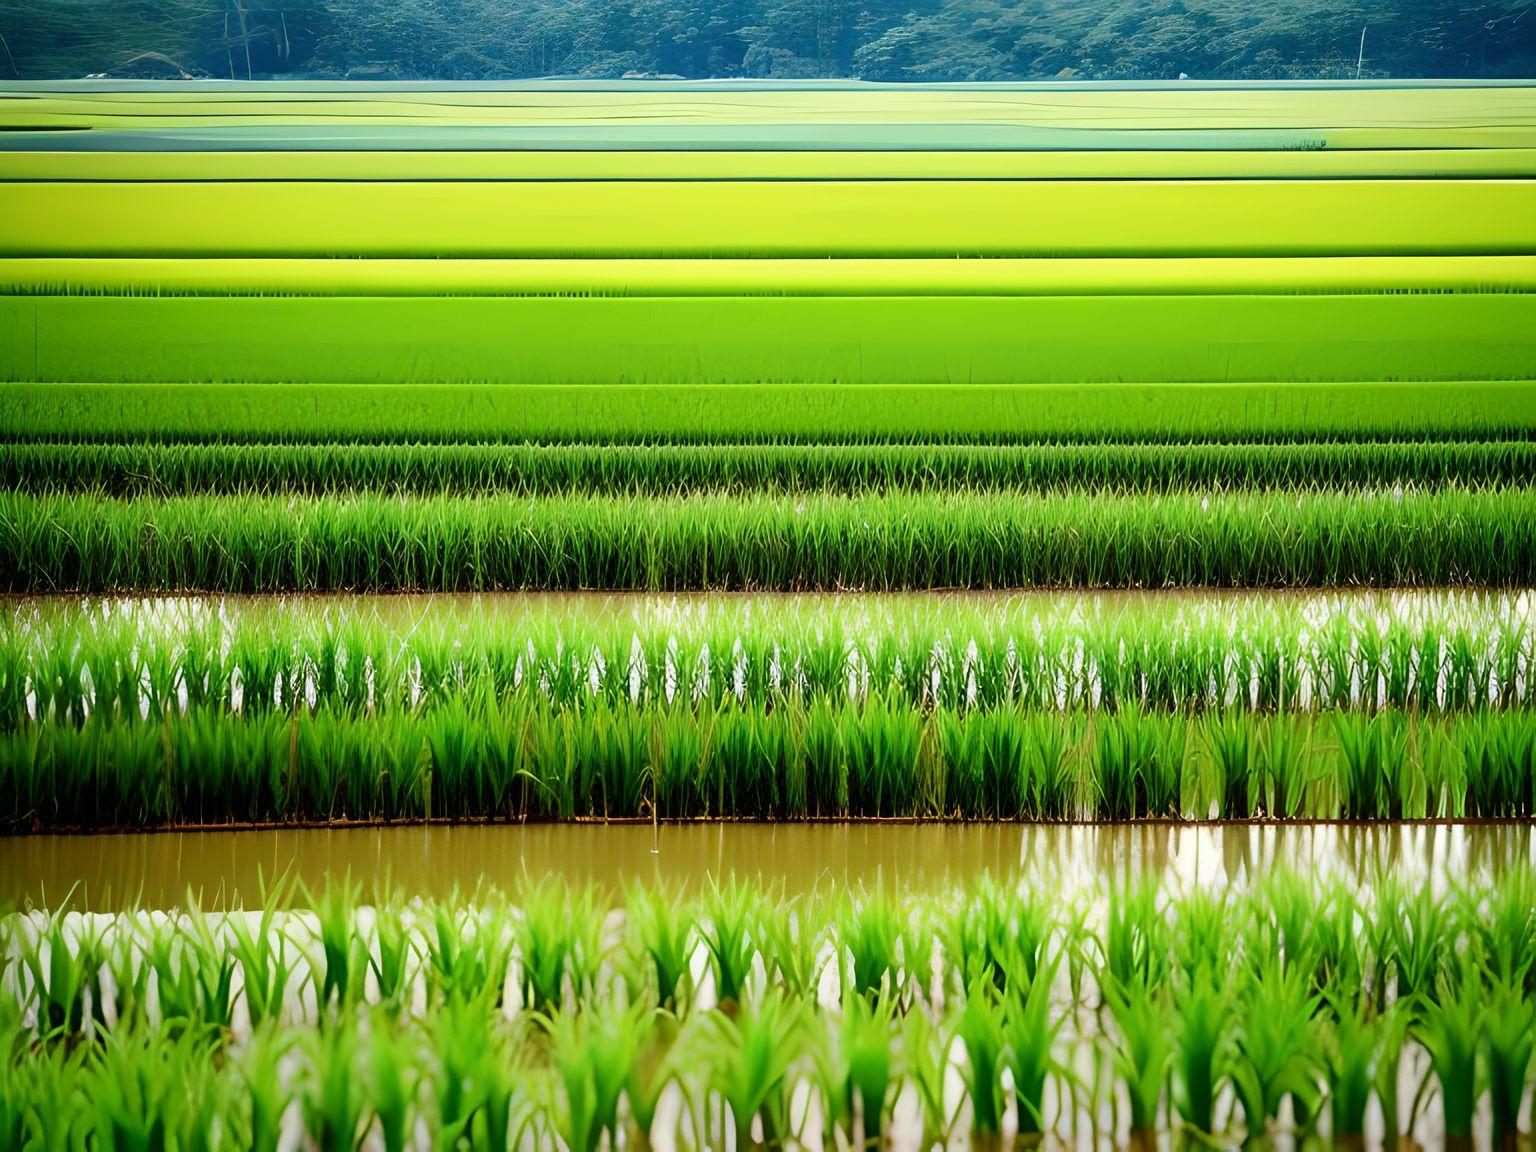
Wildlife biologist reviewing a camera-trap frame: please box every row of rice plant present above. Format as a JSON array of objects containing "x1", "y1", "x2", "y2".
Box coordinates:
[
  {"x1": 6, "y1": 486, "x2": 1535, "y2": 593},
  {"x1": 6, "y1": 700, "x2": 1534, "y2": 827},
  {"x1": 8, "y1": 438, "x2": 1534, "y2": 496},
  {"x1": 12, "y1": 82, "x2": 1524, "y2": 135},
  {"x1": 8, "y1": 176, "x2": 1534, "y2": 258},
  {"x1": 4, "y1": 867, "x2": 1532, "y2": 1148},
  {"x1": 8, "y1": 293, "x2": 1533, "y2": 386},
  {"x1": 10, "y1": 381, "x2": 1533, "y2": 445},
  {"x1": 9, "y1": 145, "x2": 1535, "y2": 181},
  {"x1": 11, "y1": 254, "x2": 1536, "y2": 298},
  {"x1": 8, "y1": 590, "x2": 1536, "y2": 722}
]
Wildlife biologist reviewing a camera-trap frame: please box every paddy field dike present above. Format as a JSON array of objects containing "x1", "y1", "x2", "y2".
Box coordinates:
[{"x1": 1, "y1": 79, "x2": 1534, "y2": 1150}]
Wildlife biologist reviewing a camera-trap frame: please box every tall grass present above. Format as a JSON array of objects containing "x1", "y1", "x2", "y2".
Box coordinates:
[
  {"x1": 5, "y1": 485, "x2": 1534, "y2": 592},
  {"x1": 6, "y1": 439, "x2": 1533, "y2": 497},
  {"x1": 3, "y1": 867, "x2": 1532, "y2": 1147},
  {"x1": 9, "y1": 381, "x2": 1534, "y2": 445},
  {"x1": 3, "y1": 700, "x2": 1533, "y2": 827}
]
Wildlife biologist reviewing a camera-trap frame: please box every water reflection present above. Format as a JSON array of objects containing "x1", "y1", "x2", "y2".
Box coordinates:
[{"x1": 2, "y1": 821, "x2": 1530, "y2": 911}]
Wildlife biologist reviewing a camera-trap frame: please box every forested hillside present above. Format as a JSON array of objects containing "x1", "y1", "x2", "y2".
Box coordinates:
[{"x1": 1, "y1": 0, "x2": 1531, "y2": 81}]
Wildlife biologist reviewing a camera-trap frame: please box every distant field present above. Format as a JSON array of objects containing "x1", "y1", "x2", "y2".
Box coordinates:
[
  {"x1": 7, "y1": 381, "x2": 1535, "y2": 443},
  {"x1": 6, "y1": 180, "x2": 1535, "y2": 257}
]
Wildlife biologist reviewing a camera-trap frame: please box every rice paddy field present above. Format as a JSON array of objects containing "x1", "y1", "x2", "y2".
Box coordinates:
[{"x1": 1, "y1": 78, "x2": 1535, "y2": 1149}]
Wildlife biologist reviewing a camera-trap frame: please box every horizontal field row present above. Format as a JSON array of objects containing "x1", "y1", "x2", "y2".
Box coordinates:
[
  {"x1": 5, "y1": 294, "x2": 1534, "y2": 385},
  {"x1": 7, "y1": 868, "x2": 1532, "y2": 1149},
  {"x1": 10, "y1": 81, "x2": 1532, "y2": 128},
  {"x1": 6, "y1": 181, "x2": 1536, "y2": 257},
  {"x1": 7, "y1": 382, "x2": 1534, "y2": 444},
  {"x1": 6, "y1": 702, "x2": 1536, "y2": 826},
  {"x1": 13, "y1": 256, "x2": 1536, "y2": 297},
  {"x1": 7, "y1": 149, "x2": 1536, "y2": 181},
  {"x1": 10, "y1": 590, "x2": 1536, "y2": 720},
  {"x1": 4, "y1": 487, "x2": 1533, "y2": 592},
  {"x1": 8, "y1": 439, "x2": 1535, "y2": 496}
]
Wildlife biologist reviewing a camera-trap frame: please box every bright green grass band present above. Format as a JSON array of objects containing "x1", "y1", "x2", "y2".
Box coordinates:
[
  {"x1": 5, "y1": 180, "x2": 1535, "y2": 257},
  {"x1": 4, "y1": 486, "x2": 1533, "y2": 592},
  {"x1": 4, "y1": 295, "x2": 1533, "y2": 385},
  {"x1": 4, "y1": 704, "x2": 1533, "y2": 826},
  {"x1": 6, "y1": 149, "x2": 1536, "y2": 181},
  {"x1": 6, "y1": 439, "x2": 1533, "y2": 495},
  {"x1": 9, "y1": 256, "x2": 1536, "y2": 297},
  {"x1": 6, "y1": 382, "x2": 1535, "y2": 443}
]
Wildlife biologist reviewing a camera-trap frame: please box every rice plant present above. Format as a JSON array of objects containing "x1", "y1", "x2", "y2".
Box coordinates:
[
  {"x1": 5, "y1": 485, "x2": 1534, "y2": 593},
  {"x1": 0, "y1": 866, "x2": 1529, "y2": 1147}
]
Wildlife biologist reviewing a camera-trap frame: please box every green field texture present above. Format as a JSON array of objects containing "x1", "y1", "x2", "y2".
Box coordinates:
[
  {"x1": 9, "y1": 438, "x2": 1534, "y2": 494},
  {"x1": 7, "y1": 83, "x2": 1534, "y2": 137},
  {"x1": 5, "y1": 294, "x2": 1532, "y2": 385},
  {"x1": 6, "y1": 486, "x2": 1532, "y2": 592},
  {"x1": 5, "y1": 180, "x2": 1535, "y2": 257},
  {"x1": 9, "y1": 256, "x2": 1536, "y2": 297},
  {"x1": 7, "y1": 381, "x2": 1534, "y2": 443},
  {"x1": 6, "y1": 148, "x2": 1536, "y2": 181}
]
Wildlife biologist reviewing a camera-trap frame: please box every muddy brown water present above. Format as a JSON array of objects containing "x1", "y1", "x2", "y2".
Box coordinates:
[{"x1": 1, "y1": 821, "x2": 1529, "y2": 911}]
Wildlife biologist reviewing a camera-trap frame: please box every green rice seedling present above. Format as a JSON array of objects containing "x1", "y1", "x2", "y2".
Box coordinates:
[
  {"x1": 1102, "y1": 879, "x2": 1167, "y2": 994},
  {"x1": 1002, "y1": 957, "x2": 1068, "y2": 1137},
  {"x1": 301, "y1": 1017, "x2": 369, "y2": 1152},
  {"x1": 945, "y1": 877, "x2": 1053, "y2": 996},
  {"x1": 625, "y1": 883, "x2": 695, "y2": 1012},
  {"x1": 956, "y1": 982, "x2": 1007, "y2": 1140},
  {"x1": 623, "y1": 1009, "x2": 677, "y2": 1152},
  {"x1": 697, "y1": 988, "x2": 803, "y2": 1149},
  {"x1": 1483, "y1": 977, "x2": 1535, "y2": 1150},
  {"x1": 368, "y1": 901, "x2": 418, "y2": 1014},
  {"x1": 1206, "y1": 712, "x2": 1256, "y2": 820},
  {"x1": 756, "y1": 894, "x2": 826, "y2": 1004},
  {"x1": 425, "y1": 903, "x2": 513, "y2": 1007},
  {"x1": 19, "y1": 905, "x2": 105, "y2": 1034},
  {"x1": 1318, "y1": 995, "x2": 1394, "y2": 1143},
  {"x1": 85, "y1": 1023, "x2": 218, "y2": 1152},
  {"x1": 140, "y1": 911, "x2": 236, "y2": 1033},
  {"x1": 432, "y1": 995, "x2": 502, "y2": 1148},
  {"x1": 1386, "y1": 879, "x2": 1450, "y2": 1007},
  {"x1": 228, "y1": 875, "x2": 299, "y2": 1028},
  {"x1": 902, "y1": 1007, "x2": 956, "y2": 1148},
  {"x1": 515, "y1": 878, "x2": 602, "y2": 1016},
  {"x1": 544, "y1": 1001, "x2": 635, "y2": 1152},
  {"x1": 11, "y1": 1024, "x2": 86, "y2": 1152},
  {"x1": 1258, "y1": 715, "x2": 1317, "y2": 818},
  {"x1": 814, "y1": 991, "x2": 897, "y2": 1149},
  {"x1": 702, "y1": 878, "x2": 763, "y2": 1010},
  {"x1": 1104, "y1": 976, "x2": 1174, "y2": 1137},
  {"x1": 839, "y1": 890, "x2": 902, "y2": 1004},
  {"x1": 1416, "y1": 959, "x2": 1486, "y2": 1147},
  {"x1": 1228, "y1": 959, "x2": 1320, "y2": 1139},
  {"x1": 1172, "y1": 968, "x2": 1229, "y2": 1137},
  {"x1": 309, "y1": 877, "x2": 366, "y2": 1013},
  {"x1": 365, "y1": 1010, "x2": 418, "y2": 1152},
  {"x1": 1475, "y1": 868, "x2": 1536, "y2": 995},
  {"x1": 235, "y1": 1023, "x2": 292, "y2": 1152},
  {"x1": 1334, "y1": 711, "x2": 1409, "y2": 821}
]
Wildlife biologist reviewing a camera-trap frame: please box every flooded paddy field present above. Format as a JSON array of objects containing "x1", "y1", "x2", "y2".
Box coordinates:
[
  {"x1": 3, "y1": 76, "x2": 1534, "y2": 1151},
  {"x1": 2, "y1": 819, "x2": 1532, "y2": 911}
]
